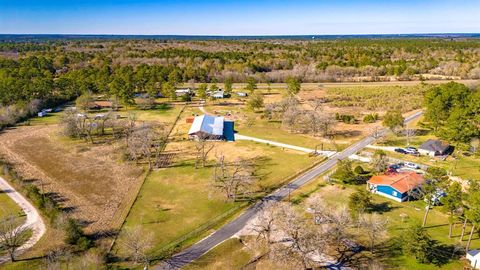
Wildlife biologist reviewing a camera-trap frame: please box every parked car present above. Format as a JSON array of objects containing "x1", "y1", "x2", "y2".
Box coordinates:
[
  {"x1": 395, "y1": 148, "x2": 407, "y2": 154},
  {"x1": 404, "y1": 147, "x2": 419, "y2": 156},
  {"x1": 405, "y1": 162, "x2": 420, "y2": 169},
  {"x1": 388, "y1": 163, "x2": 402, "y2": 170},
  {"x1": 425, "y1": 189, "x2": 446, "y2": 205}
]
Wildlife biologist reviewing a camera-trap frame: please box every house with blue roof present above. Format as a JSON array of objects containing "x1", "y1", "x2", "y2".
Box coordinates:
[{"x1": 467, "y1": 249, "x2": 480, "y2": 269}]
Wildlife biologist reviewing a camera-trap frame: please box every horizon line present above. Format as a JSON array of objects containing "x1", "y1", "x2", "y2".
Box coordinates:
[{"x1": 1, "y1": 32, "x2": 480, "y2": 37}]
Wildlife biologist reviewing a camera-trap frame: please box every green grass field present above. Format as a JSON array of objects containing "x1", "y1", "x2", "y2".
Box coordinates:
[
  {"x1": 189, "y1": 169, "x2": 477, "y2": 270},
  {"x1": 0, "y1": 191, "x2": 23, "y2": 219},
  {"x1": 237, "y1": 118, "x2": 345, "y2": 151},
  {"x1": 293, "y1": 179, "x2": 476, "y2": 270},
  {"x1": 114, "y1": 140, "x2": 319, "y2": 261},
  {"x1": 22, "y1": 102, "x2": 183, "y2": 127}
]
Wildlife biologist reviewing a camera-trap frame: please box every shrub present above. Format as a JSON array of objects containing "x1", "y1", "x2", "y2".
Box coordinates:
[
  {"x1": 331, "y1": 160, "x2": 356, "y2": 184},
  {"x1": 363, "y1": 113, "x2": 379, "y2": 123},
  {"x1": 354, "y1": 165, "x2": 366, "y2": 175},
  {"x1": 181, "y1": 94, "x2": 192, "y2": 102},
  {"x1": 64, "y1": 218, "x2": 92, "y2": 251},
  {"x1": 335, "y1": 113, "x2": 356, "y2": 124},
  {"x1": 403, "y1": 224, "x2": 436, "y2": 264}
]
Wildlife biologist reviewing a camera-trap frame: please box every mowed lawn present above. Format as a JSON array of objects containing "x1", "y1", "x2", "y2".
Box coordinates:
[
  {"x1": 190, "y1": 175, "x2": 478, "y2": 270},
  {"x1": 0, "y1": 190, "x2": 23, "y2": 219},
  {"x1": 115, "y1": 140, "x2": 320, "y2": 259},
  {"x1": 237, "y1": 118, "x2": 344, "y2": 151},
  {"x1": 23, "y1": 102, "x2": 183, "y2": 127},
  {"x1": 294, "y1": 182, "x2": 477, "y2": 270}
]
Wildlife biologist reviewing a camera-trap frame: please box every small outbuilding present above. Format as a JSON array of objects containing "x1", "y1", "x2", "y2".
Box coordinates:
[
  {"x1": 86, "y1": 101, "x2": 113, "y2": 110},
  {"x1": 236, "y1": 92, "x2": 248, "y2": 97},
  {"x1": 419, "y1": 139, "x2": 451, "y2": 157},
  {"x1": 367, "y1": 172, "x2": 425, "y2": 202},
  {"x1": 188, "y1": 114, "x2": 235, "y2": 141},
  {"x1": 175, "y1": 88, "x2": 193, "y2": 97},
  {"x1": 467, "y1": 249, "x2": 480, "y2": 269},
  {"x1": 211, "y1": 90, "x2": 225, "y2": 99}
]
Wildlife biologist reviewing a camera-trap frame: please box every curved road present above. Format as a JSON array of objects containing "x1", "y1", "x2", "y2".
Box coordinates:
[
  {"x1": 156, "y1": 111, "x2": 423, "y2": 269},
  {"x1": 0, "y1": 176, "x2": 46, "y2": 264}
]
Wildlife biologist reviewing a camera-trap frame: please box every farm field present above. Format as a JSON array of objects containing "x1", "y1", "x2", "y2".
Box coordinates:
[
  {"x1": 197, "y1": 83, "x2": 432, "y2": 151},
  {"x1": 113, "y1": 104, "x2": 322, "y2": 262},
  {"x1": 0, "y1": 125, "x2": 145, "y2": 234},
  {"x1": 0, "y1": 101, "x2": 186, "y2": 258}
]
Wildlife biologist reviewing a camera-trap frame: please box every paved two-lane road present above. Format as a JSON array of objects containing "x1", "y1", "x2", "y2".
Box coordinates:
[{"x1": 156, "y1": 110, "x2": 423, "y2": 269}]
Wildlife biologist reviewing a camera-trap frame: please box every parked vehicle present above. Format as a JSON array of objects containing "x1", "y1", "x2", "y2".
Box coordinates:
[
  {"x1": 405, "y1": 162, "x2": 420, "y2": 169},
  {"x1": 404, "y1": 147, "x2": 419, "y2": 156},
  {"x1": 425, "y1": 189, "x2": 446, "y2": 205},
  {"x1": 388, "y1": 163, "x2": 402, "y2": 170},
  {"x1": 405, "y1": 146, "x2": 417, "y2": 151},
  {"x1": 395, "y1": 148, "x2": 407, "y2": 154}
]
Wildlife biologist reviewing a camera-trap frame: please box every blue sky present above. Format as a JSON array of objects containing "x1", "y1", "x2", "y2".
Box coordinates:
[{"x1": 1, "y1": 0, "x2": 479, "y2": 35}]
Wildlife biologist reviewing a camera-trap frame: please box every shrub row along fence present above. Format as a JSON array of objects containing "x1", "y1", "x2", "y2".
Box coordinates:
[{"x1": 0, "y1": 159, "x2": 62, "y2": 224}]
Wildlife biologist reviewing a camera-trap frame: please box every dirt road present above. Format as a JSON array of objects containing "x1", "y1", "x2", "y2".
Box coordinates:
[{"x1": 0, "y1": 176, "x2": 46, "y2": 264}]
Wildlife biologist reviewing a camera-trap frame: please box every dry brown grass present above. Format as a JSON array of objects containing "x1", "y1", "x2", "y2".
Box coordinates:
[{"x1": 0, "y1": 125, "x2": 145, "y2": 234}]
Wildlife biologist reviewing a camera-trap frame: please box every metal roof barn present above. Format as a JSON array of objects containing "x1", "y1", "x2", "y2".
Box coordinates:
[{"x1": 188, "y1": 114, "x2": 224, "y2": 137}]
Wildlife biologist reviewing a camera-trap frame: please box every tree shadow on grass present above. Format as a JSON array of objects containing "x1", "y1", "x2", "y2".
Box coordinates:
[
  {"x1": 370, "y1": 202, "x2": 399, "y2": 214},
  {"x1": 371, "y1": 238, "x2": 405, "y2": 268},
  {"x1": 88, "y1": 228, "x2": 119, "y2": 241},
  {"x1": 376, "y1": 236, "x2": 462, "y2": 268},
  {"x1": 155, "y1": 103, "x2": 173, "y2": 111}
]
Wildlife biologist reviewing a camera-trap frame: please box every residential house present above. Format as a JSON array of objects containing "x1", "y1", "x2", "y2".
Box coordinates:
[
  {"x1": 188, "y1": 114, "x2": 235, "y2": 141},
  {"x1": 175, "y1": 88, "x2": 193, "y2": 97},
  {"x1": 419, "y1": 139, "x2": 451, "y2": 157},
  {"x1": 467, "y1": 250, "x2": 480, "y2": 269},
  {"x1": 367, "y1": 172, "x2": 425, "y2": 202}
]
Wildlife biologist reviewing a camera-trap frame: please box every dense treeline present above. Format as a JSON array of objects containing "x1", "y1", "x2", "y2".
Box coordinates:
[
  {"x1": 1, "y1": 38, "x2": 480, "y2": 129},
  {"x1": 1, "y1": 38, "x2": 480, "y2": 85},
  {"x1": 424, "y1": 82, "x2": 480, "y2": 146}
]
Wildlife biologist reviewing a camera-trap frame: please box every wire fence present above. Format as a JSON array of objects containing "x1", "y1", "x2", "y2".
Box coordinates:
[{"x1": 150, "y1": 202, "x2": 248, "y2": 260}]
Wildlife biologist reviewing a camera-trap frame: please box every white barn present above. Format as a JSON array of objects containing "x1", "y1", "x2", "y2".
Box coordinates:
[
  {"x1": 188, "y1": 114, "x2": 225, "y2": 140},
  {"x1": 467, "y1": 250, "x2": 480, "y2": 269}
]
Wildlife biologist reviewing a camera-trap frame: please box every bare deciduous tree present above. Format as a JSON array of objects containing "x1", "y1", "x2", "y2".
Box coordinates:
[
  {"x1": 126, "y1": 124, "x2": 168, "y2": 170},
  {"x1": 120, "y1": 226, "x2": 154, "y2": 264},
  {"x1": 359, "y1": 213, "x2": 389, "y2": 254},
  {"x1": 194, "y1": 136, "x2": 215, "y2": 169},
  {"x1": 0, "y1": 215, "x2": 30, "y2": 262},
  {"x1": 404, "y1": 128, "x2": 416, "y2": 146},
  {"x1": 213, "y1": 154, "x2": 256, "y2": 201},
  {"x1": 269, "y1": 203, "x2": 327, "y2": 270}
]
